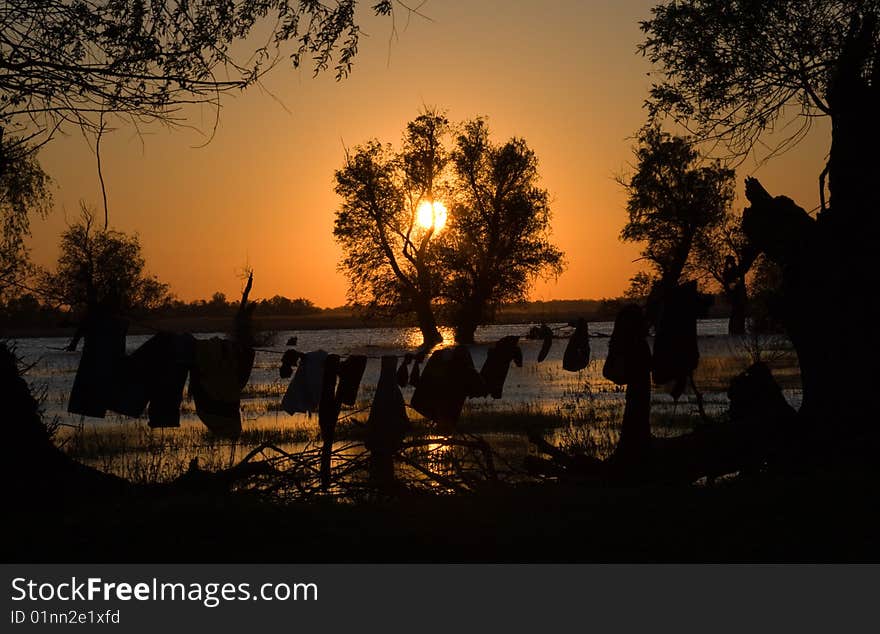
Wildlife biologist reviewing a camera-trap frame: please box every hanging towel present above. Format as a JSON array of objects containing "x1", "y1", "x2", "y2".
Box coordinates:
[
  {"x1": 335, "y1": 354, "x2": 367, "y2": 406},
  {"x1": 562, "y1": 318, "x2": 591, "y2": 372},
  {"x1": 281, "y1": 350, "x2": 328, "y2": 415},
  {"x1": 480, "y1": 336, "x2": 523, "y2": 399}
]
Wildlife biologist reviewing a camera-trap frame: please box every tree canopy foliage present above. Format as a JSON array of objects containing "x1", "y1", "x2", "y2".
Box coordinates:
[
  {"x1": 444, "y1": 119, "x2": 564, "y2": 342},
  {"x1": 620, "y1": 127, "x2": 734, "y2": 296},
  {"x1": 0, "y1": 130, "x2": 51, "y2": 299},
  {"x1": 0, "y1": 0, "x2": 396, "y2": 143},
  {"x1": 334, "y1": 111, "x2": 564, "y2": 345},
  {"x1": 333, "y1": 111, "x2": 449, "y2": 346},
  {"x1": 640, "y1": 0, "x2": 880, "y2": 161},
  {"x1": 642, "y1": 1, "x2": 880, "y2": 423},
  {"x1": 41, "y1": 207, "x2": 170, "y2": 312}
]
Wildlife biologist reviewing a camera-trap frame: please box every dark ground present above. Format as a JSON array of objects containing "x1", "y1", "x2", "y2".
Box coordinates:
[{"x1": 7, "y1": 462, "x2": 878, "y2": 563}]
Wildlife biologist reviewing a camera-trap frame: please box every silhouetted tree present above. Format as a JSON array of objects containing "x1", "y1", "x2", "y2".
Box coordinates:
[
  {"x1": 41, "y1": 207, "x2": 170, "y2": 313},
  {"x1": 624, "y1": 271, "x2": 654, "y2": 300},
  {"x1": 258, "y1": 295, "x2": 318, "y2": 315},
  {"x1": 333, "y1": 111, "x2": 449, "y2": 347},
  {"x1": 693, "y1": 215, "x2": 758, "y2": 334},
  {"x1": 0, "y1": 130, "x2": 51, "y2": 302},
  {"x1": 620, "y1": 128, "x2": 734, "y2": 307},
  {"x1": 443, "y1": 119, "x2": 564, "y2": 343},
  {"x1": 746, "y1": 255, "x2": 784, "y2": 335},
  {"x1": 209, "y1": 292, "x2": 229, "y2": 310},
  {"x1": 0, "y1": 1, "x2": 399, "y2": 146},
  {"x1": 644, "y1": 1, "x2": 880, "y2": 430}
]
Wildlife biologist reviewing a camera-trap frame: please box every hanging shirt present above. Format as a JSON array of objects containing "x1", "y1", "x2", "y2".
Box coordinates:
[
  {"x1": 109, "y1": 332, "x2": 193, "y2": 428},
  {"x1": 562, "y1": 318, "x2": 591, "y2": 372},
  {"x1": 189, "y1": 337, "x2": 254, "y2": 438},
  {"x1": 281, "y1": 350, "x2": 328, "y2": 415},
  {"x1": 68, "y1": 310, "x2": 128, "y2": 419},
  {"x1": 480, "y1": 336, "x2": 523, "y2": 399},
  {"x1": 335, "y1": 354, "x2": 367, "y2": 406},
  {"x1": 318, "y1": 354, "x2": 341, "y2": 442},
  {"x1": 366, "y1": 355, "x2": 409, "y2": 454},
  {"x1": 411, "y1": 346, "x2": 486, "y2": 432}
]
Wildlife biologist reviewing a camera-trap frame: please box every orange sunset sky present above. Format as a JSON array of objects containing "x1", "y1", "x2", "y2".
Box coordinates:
[{"x1": 28, "y1": 0, "x2": 830, "y2": 307}]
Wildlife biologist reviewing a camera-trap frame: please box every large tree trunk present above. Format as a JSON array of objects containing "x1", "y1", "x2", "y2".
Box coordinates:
[
  {"x1": 743, "y1": 182, "x2": 873, "y2": 435},
  {"x1": 4, "y1": 342, "x2": 131, "y2": 505},
  {"x1": 742, "y1": 20, "x2": 880, "y2": 438},
  {"x1": 414, "y1": 295, "x2": 442, "y2": 348},
  {"x1": 453, "y1": 312, "x2": 479, "y2": 345},
  {"x1": 452, "y1": 294, "x2": 487, "y2": 344}
]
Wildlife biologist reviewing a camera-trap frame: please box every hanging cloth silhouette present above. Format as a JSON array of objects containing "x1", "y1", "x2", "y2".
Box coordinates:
[
  {"x1": 281, "y1": 350, "x2": 329, "y2": 415},
  {"x1": 411, "y1": 346, "x2": 486, "y2": 433},
  {"x1": 480, "y1": 336, "x2": 523, "y2": 399},
  {"x1": 562, "y1": 318, "x2": 591, "y2": 372},
  {"x1": 189, "y1": 337, "x2": 255, "y2": 438},
  {"x1": 335, "y1": 354, "x2": 367, "y2": 406},
  {"x1": 652, "y1": 281, "x2": 703, "y2": 400},
  {"x1": 109, "y1": 332, "x2": 194, "y2": 428},
  {"x1": 366, "y1": 355, "x2": 410, "y2": 454},
  {"x1": 67, "y1": 302, "x2": 129, "y2": 419},
  {"x1": 603, "y1": 305, "x2": 652, "y2": 464}
]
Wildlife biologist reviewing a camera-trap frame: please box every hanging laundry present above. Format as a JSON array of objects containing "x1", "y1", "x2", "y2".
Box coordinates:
[
  {"x1": 67, "y1": 305, "x2": 129, "y2": 419},
  {"x1": 318, "y1": 354, "x2": 341, "y2": 441},
  {"x1": 409, "y1": 358, "x2": 421, "y2": 387},
  {"x1": 366, "y1": 355, "x2": 409, "y2": 453},
  {"x1": 109, "y1": 332, "x2": 193, "y2": 428},
  {"x1": 318, "y1": 355, "x2": 341, "y2": 489},
  {"x1": 536, "y1": 323, "x2": 554, "y2": 363},
  {"x1": 335, "y1": 354, "x2": 367, "y2": 406},
  {"x1": 279, "y1": 349, "x2": 301, "y2": 379},
  {"x1": 651, "y1": 281, "x2": 703, "y2": 399},
  {"x1": 480, "y1": 336, "x2": 523, "y2": 399},
  {"x1": 603, "y1": 306, "x2": 652, "y2": 465},
  {"x1": 189, "y1": 337, "x2": 254, "y2": 438},
  {"x1": 396, "y1": 353, "x2": 413, "y2": 388},
  {"x1": 562, "y1": 318, "x2": 591, "y2": 372},
  {"x1": 366, "y1": 355, "x2": 408, "y2": 490},
  {"x1": 411, "y1": 346, "x2": 486, "y2": 432},
  {"x1": 603, "y1": 305, "x2": 648, "y2": 386},
  {"x1": 281, "y1": 350, "x2": 328, "y2": 415}
]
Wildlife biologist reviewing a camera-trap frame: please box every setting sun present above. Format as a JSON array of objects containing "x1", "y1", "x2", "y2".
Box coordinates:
[{"x1": 416, "y1": 200, "x2": 448, "y2": 231}]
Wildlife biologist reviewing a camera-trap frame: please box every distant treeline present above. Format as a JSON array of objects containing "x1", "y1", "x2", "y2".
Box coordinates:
[
  {"x1": 0, "y1": 292, "x2": 325, "y2": 334},
  {"x1": 1, "y1": 292, "x2": 734, "y2": 337}
]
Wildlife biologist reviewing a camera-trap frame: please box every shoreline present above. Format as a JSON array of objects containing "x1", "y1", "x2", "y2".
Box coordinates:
[{"x1": 2, "y1": 305, "x2": 737, "y2": 339}]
